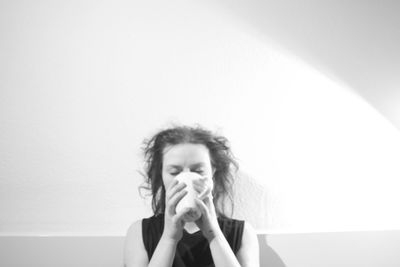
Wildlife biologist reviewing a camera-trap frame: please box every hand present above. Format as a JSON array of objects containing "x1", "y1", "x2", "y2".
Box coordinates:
[
  {"x1": 194, "y1": 193, "x2": 223, "y2": 242},
  {"x1": 193, "y1": 175, "x2": 213, "y2": 200},
  {"x1": 162, "y1": 179, "x2": 190, "y2": 241}
]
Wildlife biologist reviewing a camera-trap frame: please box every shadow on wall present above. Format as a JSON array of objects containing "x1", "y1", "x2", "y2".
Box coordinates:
[
  {"x1": 215, "y1": 0, "x2": 400, "y2": 129},
  {"x1": 258, "y1": 234, "x2": 286, "y2": 267}
]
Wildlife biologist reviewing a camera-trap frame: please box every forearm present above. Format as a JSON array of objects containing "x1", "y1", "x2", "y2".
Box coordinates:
[
  {"x1": 209, "y1": 233, "x2": 241, "y2": 267},
  {"x1": 147, "y1": 235, "x2": 178, "y2": 267}
]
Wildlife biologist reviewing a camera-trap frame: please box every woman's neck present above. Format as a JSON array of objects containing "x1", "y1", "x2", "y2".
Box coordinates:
[{"x1": 183, "y1": 221, "x2": 200, "y2": 234}]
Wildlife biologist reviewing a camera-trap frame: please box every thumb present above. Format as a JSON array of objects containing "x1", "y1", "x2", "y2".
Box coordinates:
[
  {"x1": 197, "y1": 186, "x2": 211, "y2": 200},
  {"x1": 195, "y1": 198, "x2": 209, "y2": 217}
]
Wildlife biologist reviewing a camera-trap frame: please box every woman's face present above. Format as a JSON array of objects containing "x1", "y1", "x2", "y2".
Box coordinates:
[{"x1": 162, "y1": 143, "x2": 214, "y2": 188}]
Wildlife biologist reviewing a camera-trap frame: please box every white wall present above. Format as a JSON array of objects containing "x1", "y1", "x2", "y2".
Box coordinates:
[
  {"x1": 216, "y1": 0, "x2": 400, "y2": 128},
  {"x1": 1, "y1": 0, "x2": 400, "y2": 236}
]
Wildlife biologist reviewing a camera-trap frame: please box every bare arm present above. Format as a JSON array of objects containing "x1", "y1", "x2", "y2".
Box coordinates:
[
  {"x1": 209, "y1": 231, "x2": 241, "y2": 267},
  {"x1": 147, "y1": 236, "x2": 179, "y2": 267},
  {"x1": 124, "y1": 220, "x2": 148, "y2": 267}
]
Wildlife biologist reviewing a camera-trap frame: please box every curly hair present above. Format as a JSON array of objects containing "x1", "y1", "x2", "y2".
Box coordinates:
[{"x1": 140, "y1": 124, "x2": 239, "y2": 218}]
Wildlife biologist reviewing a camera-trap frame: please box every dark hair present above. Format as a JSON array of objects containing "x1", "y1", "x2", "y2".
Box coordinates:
[{"x1": 140, "y1": 124, "x2": 239, "y2": 218}]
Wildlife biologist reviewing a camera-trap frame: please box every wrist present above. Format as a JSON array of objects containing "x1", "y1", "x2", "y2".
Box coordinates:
[
  {"x1": 205, "y1": 227, "x2": 223, "y2": 243},
  {"x1": 160, "y1": 234, "x2": 180, "y2": 245}
]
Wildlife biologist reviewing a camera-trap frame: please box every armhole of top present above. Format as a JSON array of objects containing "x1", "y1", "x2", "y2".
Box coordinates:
[
  {"x1": 218, "y1": 218, "x2": 245, "y2": 254},
  {"x1": 141, "y1": 215, "x2": 164, "y2": 260},
  {"x1": 141, "y1": 218, "x2": 151, "y2": 260},
  {"x1": 235, "y1": 220, "x2": 245, "y2": 254}
]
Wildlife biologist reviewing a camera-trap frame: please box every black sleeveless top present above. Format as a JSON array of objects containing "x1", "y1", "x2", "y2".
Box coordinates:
[{"x1": 142, "y1": 214, "x2": 245, "y2": 267}]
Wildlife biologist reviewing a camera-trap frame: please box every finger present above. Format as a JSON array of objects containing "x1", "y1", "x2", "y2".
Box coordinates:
[
  {"x1": 175, "y1": 207, "x2": 191, "y2": 221},
  {"x1": 203, "y1": 195, "x2": 218, "y2": 218},
  {"x1": 166, "y1": 182, "x2": 187, "y2": 201},
  {"x1": 201, "y1": 175, "x2": 210, "y2": 181},
  {"x1": 167, "y1": 189, "x2": 188, "y2": 214},
  {"x1": 168, "y1": 178, "x2": 179, "y2": 189},
  {"x1": 166, "y1": 182, "x2": 186, "y2": 201},
  {"x1": 202, "y1": 193, "x2": 214, "y2": 207},
  {"x1": 192, "y1": 179, "x2": 202, "y2": 187},
  {"x1": 166, "y1": 179, "x2": 179, "y2": 195},
  {"x1": 197, "y1": 186, "x2": 211, "y2": 200},
  {"x1": 199, "y1": 177, "x2": 213, "y2": 191},
  {"x1": 201, "y1": 176, "x2": 213, "y2": 186},
  {"x1": 194, "y1": 176, "x2": 209, "y2": 186},
  {"x1": 195, "y1": 198, "x2": 209, "y2": 217},
  {"x1": 193, "y1": 182, "x2": 205, "y2": 193}
]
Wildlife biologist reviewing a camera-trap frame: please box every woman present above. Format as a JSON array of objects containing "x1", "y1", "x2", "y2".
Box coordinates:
[{"x1": 124, "y1": 125, "x2": 259, "y2": 267}]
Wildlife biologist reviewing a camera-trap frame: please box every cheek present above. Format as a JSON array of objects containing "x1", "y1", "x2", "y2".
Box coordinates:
[
  {"x1": 206, "y1": 165, "x2": 214, "y2": 177},
  {"x1": 162, "y1": 172, "x2": 173, "y2": 188}
]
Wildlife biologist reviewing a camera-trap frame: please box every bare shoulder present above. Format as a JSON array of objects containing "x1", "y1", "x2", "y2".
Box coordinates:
[
  {"x1": 124, "y1": 219, "x2": 148, "y2": 267},
  {"x1": 242, "y1": 221, "x2": 258, "y2": 247},
  {"x1": 244, "y1": 221, "x2": 257, "y2": 237},
  {"x1": 237, "y1": 221, "x2": 260, "y2": 267},
  {"x1": 126, "y1": 219, "x2": 142, "y2": 238},
  {"x1": 124, "y1": 219, "x2": 143, "y2": 249}
]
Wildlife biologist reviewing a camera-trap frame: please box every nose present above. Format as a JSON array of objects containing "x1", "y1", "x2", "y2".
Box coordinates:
[{"x1": 182, "y1": 167, "x2": 191, "y2": 172}]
